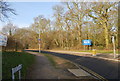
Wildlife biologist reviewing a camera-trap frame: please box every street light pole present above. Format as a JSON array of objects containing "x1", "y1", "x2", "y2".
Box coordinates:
[
  {"x1": 38, "y1": 29, "x2": 40, "y2": 53},
  {"x1": 38, "y1": 18, "x2": 44, "y2": 53}
]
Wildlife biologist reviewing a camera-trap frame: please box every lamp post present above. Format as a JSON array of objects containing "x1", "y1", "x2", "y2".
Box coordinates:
[
  {"x1": 38, "y1": 18, "x2": 44, "y2": 53},
  {"x1": 38, "y1": 29, "x2": 41, "y2": 53}
]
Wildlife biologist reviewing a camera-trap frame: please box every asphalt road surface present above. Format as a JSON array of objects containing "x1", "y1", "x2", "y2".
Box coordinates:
[{"x1": 26, "y1": 50, "x2": 119, "y2": 80}]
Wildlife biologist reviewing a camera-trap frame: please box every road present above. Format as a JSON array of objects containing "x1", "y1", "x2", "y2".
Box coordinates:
[{"x1": 26, "y1": 50, "x2": 119, "y2": 80}]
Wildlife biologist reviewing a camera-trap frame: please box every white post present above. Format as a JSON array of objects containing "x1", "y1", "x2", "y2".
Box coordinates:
[
  {"x1": 12, "y1": 68, "x2": 15, "y2": 81},
  {"x1": 19, "y1": 70, "x2": 21, "y2": 79},
  {"x1": 112, "y1": 36, "x2": 116, "y2": 58}
]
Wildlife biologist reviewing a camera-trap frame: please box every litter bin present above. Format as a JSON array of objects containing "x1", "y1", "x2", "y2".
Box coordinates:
[{"x1": 92, "y1": 49, "x2": 96, "y2": 56}]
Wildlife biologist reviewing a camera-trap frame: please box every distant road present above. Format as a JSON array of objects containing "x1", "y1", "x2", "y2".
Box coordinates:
[{"x1": 26, "y1": 50, "x2": 119, "y2": 80}]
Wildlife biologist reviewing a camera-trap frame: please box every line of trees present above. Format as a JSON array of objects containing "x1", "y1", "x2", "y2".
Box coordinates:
[
  {"x1": 1, "y1": 22, "x2": 38, "y2": 51},
  {"x1": 30, "y1": 2, "x2": 118, "y2": 50},
  {"x1": 1, "y1": 1, "x2": 119, "y2": 51}
]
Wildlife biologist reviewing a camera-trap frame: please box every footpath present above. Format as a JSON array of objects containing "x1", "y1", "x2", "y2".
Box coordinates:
[
  {"x1": 26, "y1": 51, "x2": 76, "y2": 79},
  {"x1": 46, "y1": 50, "x2": 120, "y2": 62},
  {"x1": 25, "y1": 51, "x2": 94, "y2": 79}
]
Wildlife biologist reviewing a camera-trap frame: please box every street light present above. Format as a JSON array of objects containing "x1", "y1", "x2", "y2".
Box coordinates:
[
  {"x1": 38, "y1": 29, "x2": 41, "y2": 53},
  {"x1": 38, "y1": 18, "x2": 44, "y2": 53}
]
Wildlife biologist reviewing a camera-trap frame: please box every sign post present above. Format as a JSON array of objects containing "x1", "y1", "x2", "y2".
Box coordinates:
[
  {"x1": 82, "y1": 40, "x2": 92, "y2": 46},
  {"x1": 82, "y1": 40, "x2": 92, "y2": 50},
  {"x1": 0, "y1": 34, "x2": 7, "y2": 81},
  {"x1": 0, "y1": 34, "x2": 7, "y2": 46},
  {"x1": 12, "y1": 64, "x2": 22, "y2": 80},
  {"x1": 38, "y1": 38, "x2": 41, "y2": 53},
  {"x1": 112, "y1": 36, "x2": 116, "y2": 58},
  {"x1": 38, "y1": 29, "x2": 41, "y2": 53}
]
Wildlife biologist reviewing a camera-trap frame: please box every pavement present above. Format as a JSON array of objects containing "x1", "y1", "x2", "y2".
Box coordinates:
[
  {"x1": 26, "y1": 51, "x2": 77, "y2": 79},
  {"x1": 25, "y1": 51, "x2": 95, "y2": 79},
  {"x1": 92, "y1": 53, "x2": 120, "y2": 62}
]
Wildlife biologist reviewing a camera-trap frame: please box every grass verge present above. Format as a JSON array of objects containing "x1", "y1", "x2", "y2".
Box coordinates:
[
  {"x1": 2, "y1": 51, "x2": 35, "y2": 79},
  {"x1": 43, "y1": 53, "x2": 77, "y2": 69},
  {"x1": 79, "y1": 50, "x2": 119, "y2": 54}
]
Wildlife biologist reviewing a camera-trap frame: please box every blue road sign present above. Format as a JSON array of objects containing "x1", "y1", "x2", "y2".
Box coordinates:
[
  {"x1": 38, "y1": 39, "x2": 41, "y2": 41},
  {"x1": 82, "y1": 40, "x2": 92, "y2": 45},
  {"x1": 0, "y1": 34, "x2": 7, "y2": 46}
]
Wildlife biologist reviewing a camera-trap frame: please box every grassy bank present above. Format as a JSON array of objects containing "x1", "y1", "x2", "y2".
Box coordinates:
[
  {"x1": 47, "y1": 49, "x2": 119, "y2": 54},
  {"x1": 2, "y1": 52, "x2": 35, "y2": 79},
  {"x1": 78, "y1": 50, "x2": 119, "y2": 54},
  {"x1": 43, "y1": 54, "x2": 77, "y2": 69}
]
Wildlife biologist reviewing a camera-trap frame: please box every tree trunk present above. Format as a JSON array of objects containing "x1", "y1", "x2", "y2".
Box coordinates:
[
  {"x1": 77, "y1": 24, "x2": 82, "y2": 46},
  {"x1": 104, "y1": 23, "x2": 109, "y2": 49}
]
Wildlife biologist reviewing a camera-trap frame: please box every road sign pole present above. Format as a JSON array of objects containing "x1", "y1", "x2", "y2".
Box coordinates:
[
  {"x1": 82, "y1": 40, "x2": 92, "y2": 50},
  {"x1": 38, "y1": 29, "x2": 41, "y2": 53},
  {"x1": 19, "y1": 70, "x2": 21, "y2": 79},
  {"x1": 84, "y1": 45, "x2": 85, "y2": 51},
  {"x1": 112, "y1": 36, "x2": 116, "y2": 58},
  {"x1": 39, "y1": 43, "x2": 40, "y2": 53},
  {"x1": 12, "y1": 68, "x2": 15, "y2": 80}
]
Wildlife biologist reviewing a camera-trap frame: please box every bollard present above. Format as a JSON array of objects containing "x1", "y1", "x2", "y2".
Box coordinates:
[{"x1": 92, "y1": 49, "x2": 96, "y2": 56}]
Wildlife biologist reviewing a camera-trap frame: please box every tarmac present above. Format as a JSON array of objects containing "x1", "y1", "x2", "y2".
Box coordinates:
[
  {"x1": 42, "y1": 50, "x2": 119, "y2": 79},
  {"x1": 47, "y1": 50, "x2": 120, "y2": 62}
]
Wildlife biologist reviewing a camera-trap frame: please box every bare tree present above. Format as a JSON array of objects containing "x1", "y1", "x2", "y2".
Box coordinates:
[
  {"x1": 53, "y1": 5, "x2": 65, "y2": 48},
  {"x1": 2, "y1": 22, "x2": 18, "y2": 36},
  {"x1": 0, "y1": 0, "x2": 16, "y2": 21},
  {"x1": 27, "y1": 2, "x2": 118, "y2": 50},
  {"x1": 13, "y1": 28, "x2": 38, "y2": 49},
  {"x1": 88, "y1": 2, "x2": 118, "y2": 49}
]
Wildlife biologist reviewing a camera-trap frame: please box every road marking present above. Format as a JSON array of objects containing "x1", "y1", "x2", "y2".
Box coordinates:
[
  {"x1": 71, "y1": 62, "x2": 108, "y2": 81},
  {"x1": 78, "y1": 65, "x2": 107, "y2": 80}
]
